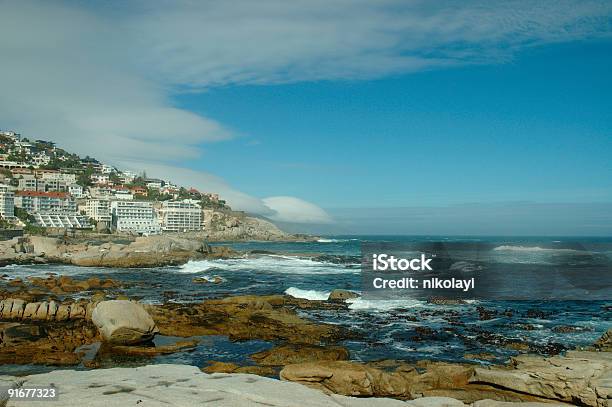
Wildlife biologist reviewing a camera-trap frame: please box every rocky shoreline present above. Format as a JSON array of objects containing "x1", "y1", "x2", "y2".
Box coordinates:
[
  {"x1": 0, "y1": 274, "x2": 610, "y2": 406},
  {"x1": 0, "y1": 234, "x2": 239, "y2": 268}
]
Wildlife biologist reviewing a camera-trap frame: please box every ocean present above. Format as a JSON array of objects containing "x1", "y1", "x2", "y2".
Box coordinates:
[{"x1": 3, "y1": 235, "x2": 611, "y2": 374}]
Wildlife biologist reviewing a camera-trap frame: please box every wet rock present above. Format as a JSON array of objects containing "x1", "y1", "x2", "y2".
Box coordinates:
[
  {"x1": 476, "y1": 307, "x2": 496, "y2": 321},
  {"x1": 328, "y1": 289, "x2": 360, "y2": 302},
  {"x1": 202, "y1": 361, "x2": 240, "y2": 373},
  {"x1": 202, "y1": 361, "x2": 276, "y2": 377},
  {"x1": 251, "y1": 344, "x2": 349, "y2": 366},
  {"x1": 145, "y1": 295, "x2": 349, "y2": 344},
  {"x1": 92, "y1": 300, "x2": 159, "y2": 345},
  {"x1": 551, "y1": 325, "x2": 589, "y2": 333},
  {"x1": 107, "y1": 339, "x2": 199, "y2": 356},
  {"x1": 594, "y1": 328, "x2": 612, "y2": 351},
  {"x1": 427, "y1": 298, "x2": 467, "y2": 305},
  {"x1": 464, "y1": 353, "x2": 497, "y2": 361}
]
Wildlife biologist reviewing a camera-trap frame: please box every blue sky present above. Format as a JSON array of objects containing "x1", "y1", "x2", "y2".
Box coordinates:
[
  {"x1": 177, "y1": 40, "x2": 612, "y2": 209},
  {"x1": 1, "y1": 1, "x2": 611, "y2": 234}
]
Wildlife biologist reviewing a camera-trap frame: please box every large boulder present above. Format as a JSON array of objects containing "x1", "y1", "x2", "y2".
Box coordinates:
[
  {"x1": 469, "y1": 351, "x2": 612, "y2": 407},
  {"x1": 91, "y1": 300, "x2": 159, "y2": 345}
]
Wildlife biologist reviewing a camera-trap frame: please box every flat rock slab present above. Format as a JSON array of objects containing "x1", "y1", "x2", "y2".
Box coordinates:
[{"x1": 0, "y1": 364, "x2": 566, "y2": 407}]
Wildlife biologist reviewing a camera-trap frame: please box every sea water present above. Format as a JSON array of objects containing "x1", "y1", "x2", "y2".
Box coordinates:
[{"x1": 2, "y1": 235, "x2": 610, "y2": 374}]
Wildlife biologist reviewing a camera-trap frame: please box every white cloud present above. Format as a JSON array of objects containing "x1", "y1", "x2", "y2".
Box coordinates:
[
  {"x1": 263, "y1": 197, "x2": 334, "y2": 224},
  {"x1": 0, "y1": 0, "x2": 610, "y2": 221}
]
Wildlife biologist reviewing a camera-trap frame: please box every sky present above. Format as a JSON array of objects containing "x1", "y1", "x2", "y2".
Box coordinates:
[{"x1": 1, "y1": 1, "x2": 611, "y2": 235}]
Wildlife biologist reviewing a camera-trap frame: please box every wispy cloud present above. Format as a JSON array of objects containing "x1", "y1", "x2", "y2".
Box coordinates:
[{"x1": 0, "y1": 0, "x2": 610, "y2": 223}]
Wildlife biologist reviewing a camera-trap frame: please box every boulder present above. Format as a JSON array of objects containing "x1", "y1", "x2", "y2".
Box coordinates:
[
  {"x1": 280, "y1": 360, "x2": 415, "y2": 397},
  {"x1": 92, "y1": 300, "x2": 159, "y2": 344},
  {"x1": 594, "y1": 328, "x2": 612, "y2": 351},
  {"x1": 328, "y1": 289, "x2": 360, "y2": 302},
  {"x1": 469, "y1": 351, "x2": 612, "y2": 407}
]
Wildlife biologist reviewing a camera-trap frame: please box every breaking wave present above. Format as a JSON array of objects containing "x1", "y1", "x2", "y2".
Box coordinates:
[
  {"x1": 284, "y1": 287, "x2": 330, "y2": 301},
  {"x1": 178, "y1": 254, "x2": 358, "y2": 275}
]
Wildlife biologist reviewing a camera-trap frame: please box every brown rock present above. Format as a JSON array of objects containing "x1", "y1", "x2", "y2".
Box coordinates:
[
  {"x1": 327, "y1": 289, "x2": 360, "y2": 302},
  {"x1": 594, "y1": 328, "x2": 612, "y2": 351},
  {"x1": 251, "y1": 344, "x2": 349, "y2": 366},
  {"x1": 202, "y1": 361, "x2": 240, "y2": 373},
  {"x1": 280, "y1": 360, "x2": 415, "y2": 397}
]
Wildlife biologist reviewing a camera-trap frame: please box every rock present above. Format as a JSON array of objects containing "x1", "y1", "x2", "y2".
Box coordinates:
[
  {"x1": 594, "y1": 328, "x2": 612, "y2": 351},
  {"x1": 9, "y1": 299, "x2": 25, "y2": 319},
  {"x1": 328, "y1": 289, "x2": 360, "y2": 302},
  {"x1": 46, "y1": 300, "x2": 58, "y2": 320},
  {"x1": 427, "y1": 298, "x2": 467, "y2": 305},
  {"x1": 55, "y1": 304, "x2": 71, "y2": 321},
  {"x1": 202, "y1": 361, "x2": 240, "y2": 373},
  {"x1": 469, "y1": 351, "x2": 612, "y2": 407},
  {"x1": 552, "y1": 325, "x2": 589, "y2": 333},
  {"x1": 91, "y1": 300, "x2": 159, "y2": 344},
  {"x1": 280, "y1": 360, "x2": 415, "y2": 397},
  {"x1": 108, "y1": 340, "x2": 199, "y2": 356},
  {"x1": 251, "y1": 344, "x2": 349, "y2": 366},
  {"x1": 0, "y1": 363, "x2": 451, "y2": 406},
  {"x1": 34, "y1": 301, "x2": 49, "y2": 320},
  {"x1": 145, "y1": 295, "x2": 349, "y2": 344}
]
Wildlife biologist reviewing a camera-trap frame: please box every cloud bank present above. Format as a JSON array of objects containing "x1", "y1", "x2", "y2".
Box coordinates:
[{"x1": 1, "y1": 1, "x2": 610, "y2": 224}]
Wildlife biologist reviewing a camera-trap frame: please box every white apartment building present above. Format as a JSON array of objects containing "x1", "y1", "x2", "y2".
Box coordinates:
[
  {"x1": 110, "y1": 201, "x2": 161, "y2": 235},
  {"x1": 81, "y1": 199, "x2": 111, "y2": 222},
  {"x1": 31, "y1": 152, "x2": 51, "y2": 167},
  {"x1": 17, "y1": 176, "x2": 68, "y2": 193},
  {"x1": 68, "y1": 184, "x2": 84, "y2": 198},
  {"x1": 14, "y1": 191, "x2": 77, "y2": 213},
  {"x1": 39, "y1": 171, "x2": 77, "y2": 185},
  {"x1": 0, "y1": 183, "x2": 15, "y2": 220},
  {"x1": 158, "y1": 200, "x2": 202, "y2": 232},
  {"x1": 113, "y1": 189, "x2": 134, "y2": 200},
  {"x1": 91, "y1": 174, "x2": 110, "y2": 184}
]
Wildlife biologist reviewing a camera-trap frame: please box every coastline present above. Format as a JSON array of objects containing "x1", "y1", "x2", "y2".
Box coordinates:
[{"x1": 1, "y1": 236, "x2": 610, "y2": 406}]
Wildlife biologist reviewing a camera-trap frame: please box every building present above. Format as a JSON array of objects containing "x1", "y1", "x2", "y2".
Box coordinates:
[
  {"x1": 110, "y1": 201, "x2": 161, "y2": 235},
  {"x1": 68, "y1": 184, "x2": 84, "y2": 198},
  {"x1": 158, "y1": 200, "x2": 202, "y2": 232},
  {"x1": 33, "y1": 213, "x2": 91, "y2": 229},
  {"x1": 81, "y1": 199, "x2": 111, "y2": 222},
  {"x1": 0, "y1": 183, "x2": 15, "y2": 220},
  {"x1": 31, "y1": 152, "x2": 51, "y2": 167},
  {"x1": 14, "y1": 191, "x2": 76, "y2": 213},
  {"x1": 91, "y1": 173, "x2": 110, "y2": 184},
  {"x1": 17, "y1": 175, "x2": 38, "y2": 191},
  {"x1": 17, "y1": 175, "x2": 68, "y2": 193},
  {"x1": 145, "y1": 179, "x2": 164, "y2": 189},
  {"x1": 39, "y1": 170, "x2": 77, "y2": 185}
]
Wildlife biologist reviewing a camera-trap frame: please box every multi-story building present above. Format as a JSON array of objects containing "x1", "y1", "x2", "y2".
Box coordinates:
[
  {"x1": 39, "y1": 170, "x2": 77, "y2": 185},
  {"x1": 17, "y1": 176, "x2": 68, "y2": 193},
  {"x1": 0, "y1": 183, "x2": 15, "y2": 220},
  {"x1": 110, "y1": 201, "x2": 161, "y2": 235},
  {"x1": 17, "y1": 175, "x2": 38, "y2": 191},
  {"x1": 158, "y1": 200, "x2": 202, "y2": 232},
  {"x1": 81, "y1": 199, "x2": 111, "y2": 222},
  {"x1": 91, "y1": 173, "x2": 110, "y2": 184},
  {"x1": 31, "y1": 152, "x2": 51, "y2": 167},
  {"x1": 68, "y1": 184, "x2": 84, "y2": 198},
  {"x1": 14, "y1": 191, "x2": 77, "y2": 213}
]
